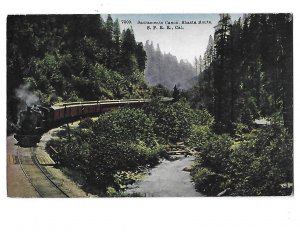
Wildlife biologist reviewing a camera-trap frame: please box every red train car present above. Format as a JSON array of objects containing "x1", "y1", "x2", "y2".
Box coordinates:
[
  {"x1": 51, "y1": 98, "x2": 170, "y2": 123},
  {"x1": 15, "y1": 98, "x2": 173, "y2": 146}
]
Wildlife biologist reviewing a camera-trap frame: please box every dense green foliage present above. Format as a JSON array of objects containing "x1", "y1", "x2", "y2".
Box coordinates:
[
  {"x1": 92, "y1": 108, "x2": 157, "y2": 146},
  {"x1": 7, "y1": 15, "x2": 148, "y2": 122},
  {"x1": 192, "y1": 14, "x2": 293, "y2": 134},
  {"x1": 191, "y1": 125, "x2": 293, "y2": 196},
  {"x1": 144, "y1": 100, "x2": 210, "y2": 143},
  {"x1": 47, "y1": 108, "x2": 163, "y2": 194},
  {"x1": 188, "y1": 14, "x2": 293, "y2": 196}
]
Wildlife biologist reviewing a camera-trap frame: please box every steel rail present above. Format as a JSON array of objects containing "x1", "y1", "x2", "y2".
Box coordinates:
[{"x1": 16, "y1": 146, "x2": 69, "y2": 198}]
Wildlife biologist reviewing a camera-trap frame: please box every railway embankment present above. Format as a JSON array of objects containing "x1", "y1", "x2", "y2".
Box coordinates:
[{"x1": 35, "y1": 126, "x2": 92, "y2": 197}]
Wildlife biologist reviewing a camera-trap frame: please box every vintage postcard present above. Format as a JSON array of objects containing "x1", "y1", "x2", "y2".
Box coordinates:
[{"x1": 6, "y1": 13, "x2": 293, "y2": 197}]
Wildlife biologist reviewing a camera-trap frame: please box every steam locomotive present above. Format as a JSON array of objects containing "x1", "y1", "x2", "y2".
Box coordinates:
[{"x1": 14, "y1": 98, "x2": 173, "y2": 147}]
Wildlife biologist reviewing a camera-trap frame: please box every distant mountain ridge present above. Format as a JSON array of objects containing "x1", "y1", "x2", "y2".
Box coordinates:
[{"x1": 144, "y1": 41, "x2": 197, "y2": 90}]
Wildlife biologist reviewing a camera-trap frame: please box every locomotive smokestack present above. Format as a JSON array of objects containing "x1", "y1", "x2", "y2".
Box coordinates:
[{"x1": 15, "y1": 83, "x2": 40, "y2": 111}]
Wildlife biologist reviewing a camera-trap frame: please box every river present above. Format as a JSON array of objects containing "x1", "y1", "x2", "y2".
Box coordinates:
[{"x1": 125, "y1": 155, "x2": 203, "y2": 197}]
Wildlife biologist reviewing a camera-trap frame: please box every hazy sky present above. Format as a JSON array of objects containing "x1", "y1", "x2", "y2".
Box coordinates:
[{"x1": 108, "y1": 14, "x2": 242, "y2": 64}]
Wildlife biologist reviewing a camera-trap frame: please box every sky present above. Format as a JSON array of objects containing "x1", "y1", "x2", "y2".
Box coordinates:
[{"x1": 108, "y1": 14, "x2": 243, "y2": 64}]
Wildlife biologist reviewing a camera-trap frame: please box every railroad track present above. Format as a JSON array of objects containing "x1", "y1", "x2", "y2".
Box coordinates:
[{"x1": 16, "y1": 146, "x2": 69, "y2": 198}]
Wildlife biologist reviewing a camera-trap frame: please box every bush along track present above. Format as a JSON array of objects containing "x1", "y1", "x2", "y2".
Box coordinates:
[{"x1": 47, "y1": 108, "x2": 161, "y2": 196}]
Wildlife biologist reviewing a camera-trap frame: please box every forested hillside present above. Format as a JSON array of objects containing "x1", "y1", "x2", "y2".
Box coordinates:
[
  {"x1": 7, "y1": 14, "x2": 149, "y2": 122},
  {"x1": 188, "y1": 13, "x2": 293, "y2": 196},
  {"x1": 193, "y1": 14, "x2": 293, "y2": 134},
  {"x1": 144, "y1": 41, "x2": 196, "y2": 90}
]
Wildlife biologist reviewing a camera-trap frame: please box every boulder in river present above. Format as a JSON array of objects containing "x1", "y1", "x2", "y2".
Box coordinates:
[{"x1": 182, "y1": 166, "x2": 193, "y2": 172}]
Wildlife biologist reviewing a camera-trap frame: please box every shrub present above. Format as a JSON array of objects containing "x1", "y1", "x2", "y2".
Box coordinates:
[
  {"x1": 192, "y1": 167, "x2": 227, "y2": 196},
  {"x1": 78, "y1": 117, "x2": 94, "y2": 129},
  {"x1": 233, "y1": 123, "x2": 250, "y2": 140},
  {"x1": 190, "y1": 134, "x2": 233, "y2": 195},
  {"x1": 229, "y1": 125, "x2": 293, "y2": 196},
  {"x1": 144, "y1": 99, "x2": 198, "y2": 142},
  {"x1": 185, "y1": 125, "x2": 211, "y2": 147},
  {"x1": 191, "y1": 124, "x2": 293, "y2": 196},
  {"x1": 92, "y1": 107, "x2": 156, "y2": 146},
  {"x1": 192, "y1": 108, "x2": 214, "y2": 128},
  {"x1": 197, "y1": 134, "x2": 233, "y2": 174}
]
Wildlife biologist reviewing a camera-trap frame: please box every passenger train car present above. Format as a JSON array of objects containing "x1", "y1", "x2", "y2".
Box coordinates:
[{"x1": 14, "y1": 98, "x2": 173, "y2": 146}]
